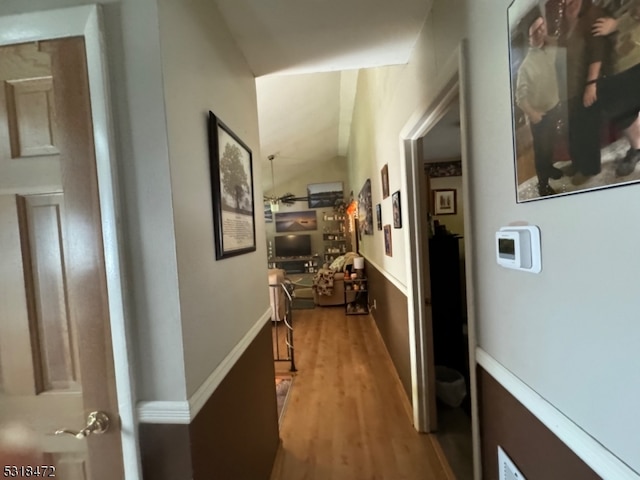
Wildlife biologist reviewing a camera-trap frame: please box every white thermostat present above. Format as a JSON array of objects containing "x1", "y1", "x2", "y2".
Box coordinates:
[{"x1": 495, "y1": 225, "x2": 541, "y2": 273}]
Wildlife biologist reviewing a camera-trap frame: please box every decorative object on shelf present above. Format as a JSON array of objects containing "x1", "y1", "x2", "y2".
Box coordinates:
[
  {"x1": 381, "y1": 164, "x2": 390, "y2": 198},
  {"x1": 208, "y1": 111, "x2": 256, "y2": 260},
  {"x1": 384, "y1": 225, "x2": 392, "y2": 256},
  {"x1": 307, "y1": 181, "x2": 344, "y2": 208},
  {"x1": 392, "y1": 190, "x2": 402, "y2": 228},
  {"x1": 376, "y1": 203, "x2": 382, "y2": 230},
  {"x1": 433, "y1": 189, "x2": 457, "y2": 215},
  {"x1": 358, "y1": 179, "x2": 373, "y2": 236},
  {"x1": 263, "y1": 154, "x2": 310, "y2": 212},
  {"x1": 275, "y1": 210, "x2": 317, "y2": 232}
]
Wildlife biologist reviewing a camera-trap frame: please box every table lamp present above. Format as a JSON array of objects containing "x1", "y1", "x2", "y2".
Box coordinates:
[{"x1": 353, "y1": 256, "x2": 365, "y2": 278}]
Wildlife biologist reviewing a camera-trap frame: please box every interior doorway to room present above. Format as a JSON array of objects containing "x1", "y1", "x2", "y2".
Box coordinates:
[
  {"x1": 402, "y1": 45, "x2": 477, "y2": 479},
  {"x1": 419, "y1": 95, "x2": 473, "y2": 480}
]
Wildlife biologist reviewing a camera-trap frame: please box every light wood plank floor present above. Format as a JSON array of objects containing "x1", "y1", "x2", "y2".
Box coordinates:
[{"x1": 271, "y1": 306, "x2": 453, "y2": 480}]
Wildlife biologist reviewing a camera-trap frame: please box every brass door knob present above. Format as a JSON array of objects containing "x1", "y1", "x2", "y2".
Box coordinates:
[{"x1": 55, "y1": 411, "x2": 110, "y2": 439}]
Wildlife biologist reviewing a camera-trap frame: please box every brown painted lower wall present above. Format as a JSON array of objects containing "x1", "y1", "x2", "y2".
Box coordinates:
[
  {"x1": 478, "y1": 366, "x2": 600, "y2": 480},
  {"x1": 140, "y1": 321, "x2": 280, "y2": 480},
  {"x1": 366, "y1": 260, "x2": 412, "y2": 401}
]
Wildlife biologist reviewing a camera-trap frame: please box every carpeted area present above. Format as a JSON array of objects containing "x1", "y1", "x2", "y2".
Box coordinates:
[{"x1": 275, "y1": 376, "x2": 294, "y2": 423}]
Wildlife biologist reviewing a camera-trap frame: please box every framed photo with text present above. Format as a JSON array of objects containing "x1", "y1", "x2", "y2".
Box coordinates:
[{"x1": 208, "y1": 111, "x2": 256, "y2": 259}]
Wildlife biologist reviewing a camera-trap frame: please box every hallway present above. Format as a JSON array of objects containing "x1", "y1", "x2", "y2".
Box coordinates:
[{"x1": 270, "y1": 306, "x2": 453, "y2": 480}]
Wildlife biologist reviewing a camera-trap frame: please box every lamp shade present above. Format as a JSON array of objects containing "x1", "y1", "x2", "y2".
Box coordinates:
[{"x1": 353, "y1": 256, "x2": 365, "y2": 270}]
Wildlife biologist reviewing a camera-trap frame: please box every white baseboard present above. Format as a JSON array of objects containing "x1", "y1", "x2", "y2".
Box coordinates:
[
  {"x1": 137, "y1": 309, "x2": 272, "y2": 424},
  {"x1": 476, "y1": 348, "x2": 640, "y2": 480}
]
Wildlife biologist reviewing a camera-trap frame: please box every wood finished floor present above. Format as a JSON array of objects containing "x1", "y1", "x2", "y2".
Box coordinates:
[{"x1": 271, "y1": 306, "x2": 453, "y2": 480}]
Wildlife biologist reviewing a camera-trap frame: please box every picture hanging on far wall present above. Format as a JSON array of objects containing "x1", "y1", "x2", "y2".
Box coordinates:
[
  {"x1": 392, "y1": 191, "x2": 402, "y2": 228},
  {"x1": 264, "y1": 203, "x2": 273, "y2": 223},
  {"x1": 275, "y1": 210, "x2": 317, "y2": 232},
  {"x1": 208, "y1": 111, "x2": 256, "y2": 260},
  {"x1": 307, "y1": 181, "x2": 344, "y2": 208},
  {"x1": 384, "y1": 225, "x2": 392, "y2": 256},
  {"x1": 358, "y1": 179, "x2": 373, "y2": 235},
  {"x1": 376, "y1": 203, "x2": 382, "y2": 230},
  {"x1": 433, "y1": 189, "x2": 456, "y2": 215},
  {"x1": 381, "y1": 164, "x2": 390, "y2": 198},
  {"x1": 508, "y1": 0, "x2": 640, "y2": 202}
]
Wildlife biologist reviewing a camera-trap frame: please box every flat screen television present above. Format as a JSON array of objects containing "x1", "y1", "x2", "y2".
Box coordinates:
[{"x1": 274, "y1": 234, "x2": 312, "y2": 258}]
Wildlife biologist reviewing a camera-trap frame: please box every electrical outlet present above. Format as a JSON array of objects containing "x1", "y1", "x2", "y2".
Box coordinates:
[
  {"x1": 372, "y1": 299, "x2": 377, "y2": 310},
  {"x1": 498, "y1": 446, "x2": 526, "y2": 480}
]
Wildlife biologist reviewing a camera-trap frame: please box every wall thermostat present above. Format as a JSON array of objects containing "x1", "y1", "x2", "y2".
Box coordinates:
[{"x1": 495, "y1": 225, "x2": 541, "y2": 273}]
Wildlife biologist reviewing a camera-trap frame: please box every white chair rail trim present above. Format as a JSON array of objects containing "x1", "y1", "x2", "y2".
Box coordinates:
[
  {"x1": 476, "y1": 348, "x2": 640, "y2": 480},
  {"x1": 138, "y1": 308, "x2": 272, "y2": 424}
]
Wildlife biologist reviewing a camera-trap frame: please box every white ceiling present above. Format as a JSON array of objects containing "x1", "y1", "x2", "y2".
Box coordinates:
[{"x1": 213, "y1": 0, "x2": 437, "y2": 192}]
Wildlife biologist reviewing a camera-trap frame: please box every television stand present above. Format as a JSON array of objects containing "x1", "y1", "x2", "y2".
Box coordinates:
[{"x1": 268, "y1": 256, "x2": 319, "y2": 274}]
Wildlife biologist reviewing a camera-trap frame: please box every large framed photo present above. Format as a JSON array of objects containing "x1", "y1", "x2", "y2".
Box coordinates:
[
  {"x1": 508, "y1": 0, "x2": 640, "y2": 202},
  {"x1": 208, "y1": 111, "x2": 256, "y2": 259}
]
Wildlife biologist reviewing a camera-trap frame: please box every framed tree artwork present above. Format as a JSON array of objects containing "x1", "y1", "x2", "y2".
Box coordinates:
[{"x1": 208, "y1": 111, "x2": 256, "y2": 259}]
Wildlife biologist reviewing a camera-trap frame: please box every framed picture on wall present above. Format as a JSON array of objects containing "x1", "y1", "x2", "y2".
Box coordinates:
[
  {"x1": 275, "y1": 210, "x2": 317, "y2": 232},
  {"x1": 376, "y1": 203, "x2": 382, "y2": 230},
  {"x1": 358, "y1": 179, "x2": 373, "y2": 235},
  {"x1": 392, "y1": 190, "x2": 402, "y2": 228},
  {"x1": 508, "y1": 1, "x2": 640, "y2": 201},
  {"x1": 381, "y1": 164, "x2": 389, "y2": 198},
  {"x1": 307, "y1": 181, "x2": 344, "y2": 208},
  {"x1": 208, "y1": 111, "x2": 256, "y2": 260},
  {"x1": 383, "y1": 225, "x2": 392, "y2": 256},
  {"x1": 433, "y1": 189, "x2": 456, "y2": 215}
]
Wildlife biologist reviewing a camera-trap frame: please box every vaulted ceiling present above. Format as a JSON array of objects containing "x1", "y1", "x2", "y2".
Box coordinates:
[{"x1": 213, "y1": 0, "x2": 437, "y2": 191}]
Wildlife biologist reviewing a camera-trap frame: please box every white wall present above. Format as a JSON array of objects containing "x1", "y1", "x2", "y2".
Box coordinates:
[
  {"x1": 350, "y1": 0, "x2": 640, "y2": 474},
  {"x1": 349, "y1": 0, "x2": 464, "y2": 286},
  {"x1": 466, "y1": 0, "x2": 640, "y2": 473},
  {"x1": 157, "y1": 0, "x2": 268, "y2": 397}
]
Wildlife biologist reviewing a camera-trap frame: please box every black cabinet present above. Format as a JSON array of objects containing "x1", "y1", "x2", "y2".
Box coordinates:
[{"x1": 429, "y1": 236, "x2": 466, "y2": 374}]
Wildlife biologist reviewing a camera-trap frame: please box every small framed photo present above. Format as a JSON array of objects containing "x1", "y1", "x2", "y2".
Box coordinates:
[
  {"x1": 376, "y1": 203, "x2": 382, "y2": 230},
  {"x1": 384, "y1": 225, "x2": 392, "y2": 256},
  {"x1": 381, "y1": 164, "x2": 389, "y2": 199},
  {"x1": 208, "y1": 111, "x2": 256, "y2": 259},
  {"x1": 433, "y1": 189, "x2": 457, "y2": 215},
  {"x1": 392, "y1": 190, "x2": 402, "y2": 228}
]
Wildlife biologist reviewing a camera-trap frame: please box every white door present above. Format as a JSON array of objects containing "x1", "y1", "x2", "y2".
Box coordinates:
[{"x1": 0, "y1": 35, "x2": 124, "y2": 480}]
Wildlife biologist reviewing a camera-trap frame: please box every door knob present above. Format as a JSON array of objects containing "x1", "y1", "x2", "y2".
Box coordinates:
[{"x1": 55, "y1": 411, "x2": 110, "y2": 439}]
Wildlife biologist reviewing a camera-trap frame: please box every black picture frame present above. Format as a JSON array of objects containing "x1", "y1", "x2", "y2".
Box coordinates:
[
  {"x1": 392, "y1": 190, "x2": 402, "y2": 228},
  {"x1": 433, "y1": 189, "x2": 457, "y2": 215},
  {"x1": 307, "y1": 181, "x2": 344, "y2": 208},
  {"x1": 208, "y1": 111, "x2": 256, "y2": 260},
  {"x1": 376, "y1": 203, "x2": 382, "y2": 230}
]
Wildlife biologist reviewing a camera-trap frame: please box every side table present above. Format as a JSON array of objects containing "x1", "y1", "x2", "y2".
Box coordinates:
[{"x1": 344, "y1": 277, "x2": 368, "y2": 315}]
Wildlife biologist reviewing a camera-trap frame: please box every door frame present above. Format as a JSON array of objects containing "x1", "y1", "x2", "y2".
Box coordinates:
[
  {"x1": 0, "y1": 6, "x2": 141, "y2": 479},
  {"x1": 400, "y1": 40, "x2": 481, "y2": 479}
]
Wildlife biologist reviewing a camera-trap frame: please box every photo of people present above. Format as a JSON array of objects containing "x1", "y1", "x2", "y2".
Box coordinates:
[{"x1": 508, "y1": 0, "x2": 640, "y2": 201}]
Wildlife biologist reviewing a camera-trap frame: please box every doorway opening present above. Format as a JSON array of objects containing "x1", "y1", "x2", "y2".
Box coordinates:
[
  {"x1": 420, "y1": 95, "x2": 472, "y2": 480},
  {"x1": 401, "y1": 42, "x2": 480, "y2": 480}
]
